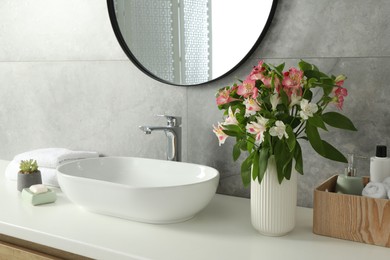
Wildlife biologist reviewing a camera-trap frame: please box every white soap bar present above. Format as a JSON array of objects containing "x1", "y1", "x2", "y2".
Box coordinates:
[{"x1": 29, "y1": 184, "x2": 48, "y2": 194}]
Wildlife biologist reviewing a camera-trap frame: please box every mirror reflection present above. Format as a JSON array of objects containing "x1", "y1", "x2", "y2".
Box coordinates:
[{"x1": 110, "y1": 0, "x2": 276, "y2": 86}]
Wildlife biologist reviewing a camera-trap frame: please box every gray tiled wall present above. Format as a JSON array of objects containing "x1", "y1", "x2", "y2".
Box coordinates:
[
  {"x1": 188, "y1": 0, "x2": 390, "y2": 207},
  {"x1": 1, "y1": 0, "x2": 389, "y2": 207}
]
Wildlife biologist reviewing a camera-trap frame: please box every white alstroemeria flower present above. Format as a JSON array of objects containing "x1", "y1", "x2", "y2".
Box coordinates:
[
  {"x1": 299, "y1": 99, "x2": 318, "y2": 120},
  {"x1": 269, "y1": 120, "x2": 288, "y2": 140},
  {"x1": 289, "y1": 92, "x2": 302, "y2": 108},
  {"x1": 243, "y1": 98, "x2": 261, "y2": 117},
  {"x1": 223, "y1": 107, "x2": 240, "y2": 125},
  {"x1": 246, "y1": 116, "x2": 269, "y2": 145},
  {"x1": 270, "y1": 94, "x2": 280, "y2": 111}
]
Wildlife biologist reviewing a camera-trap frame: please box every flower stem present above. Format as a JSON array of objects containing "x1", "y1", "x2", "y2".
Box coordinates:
[{"x1": 295, "y1": 122, "x2": 306, "y2": 137}]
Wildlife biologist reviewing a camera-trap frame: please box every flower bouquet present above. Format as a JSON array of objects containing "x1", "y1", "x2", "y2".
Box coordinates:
[{"x1": 213, "y1": 60, "x2": 357, "y2": 186}]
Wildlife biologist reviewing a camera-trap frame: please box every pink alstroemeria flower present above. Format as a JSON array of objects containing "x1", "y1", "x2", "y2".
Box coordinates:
[
  {"x1": 237, "y1": 78, "x2": 258, "y2": 98},
  {"x1": 244, "y1": 98, "x2": 261, "y2": 117},
  {"x1": 332, "y1": 86, "x2": 348, "y2": 109},
  {"x1": 213, "y1": 123, "x2": 228, "y2": 146},
  {"x1": 249, "y1": 60, "x2": 266, "y2": 80},
  {"x1": 335, "y1": 75, "x2": 346, "y2": 87},
  {"x1": 265, "y1": 74, "x2": 282, "y2": 89},
  {"x1": 282, "y1": 67, "x2": 303, "y2": 97},
  {"x1": 216, "y1": 88, "x2": 237, "y2": 106},
  {"x1": 249, "y1": 60, "x2": 282, "y2": 89}
]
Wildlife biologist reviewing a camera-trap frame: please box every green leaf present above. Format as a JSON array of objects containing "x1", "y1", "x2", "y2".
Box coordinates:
[
  {"x1": 262, "y1": 131, "x2": 271, "y2": 148},
  {"x1": 222, "y1": 124, "x2": 244, "y2": 134},
  {"x1": 308, "y1": 78, "x2": 318, "y2": 85},
  {"x1": 293, "y1": 142, "x2": 304, "y2": 175},
  {"x1": 321, "y1": 78, "x2": 335, "y2": 87},
  {"x1": 270, "y1": 72, "x2": 278, "y2": 88},
  {"x1": 322, "y1": 140, "x2": 348, "y2": 163},
  {"x1": 274, "y1": 145, "x2": 285, "y2": 183},
  {"x1": 279, "y1": 88, "x2": 289, "y2": 107},
  {"x1": 252, "y1": 151, "x2": 260, "y2": 181},
  {"x1": 274, "y1": 140, "x2": 292, "y2": 183},
  {"x1": 305, "y1": 121, "x2": 325, "y2": 155},
  {"x1": 241, "y1": 153, "x2": 254, "y2": 187},
  {"x1": 240, "y1": 139, "x2": 248, "y2": 151},
  {"x1": 299, "y1": 60, "x2": 316, "y2": 72},
  {"x1": 232, "y1": 141, "x2": 242, "y2": 161},
  {"x1": 291, "y1": 120, "x2": 301, "y2": 130},
  {"x1": 275, "y1": 62, "x2": 285, "y2": 74},
  {"x1": 304, "y1": 70, "x2": 329, "y2": 81},
  {"x1": 323, "y1": 85, "x2": 334, "y2": 96},
  {"x1": 222, "y1": 123, "x2": 245, "y2": 138},
  {"x1": 283, "y1": 159, "x2": 293, "y2": 181},
  {"x1": 302, "y1": 89, "x2": 313, "y2": 100},
  {"x1": 305, "y1": 122, "x2": 348, "y2": 164},
  {"x1": 247, "y1": 135, "x2": 255, "y2": 152},
  {"x1": 306, "y1": 78, "x2": 320, "y2": 89},
  {"x1": 308, "y1": 114, "x2": 327, "y2": 130},
  {"x1": 322, "y1": 112, "x2": 357, "y2": 131},
  {"x1": 221, "y1": 130, "x2": 238, "y2": 137},
  {"x1": 285, "y1": 125, "x2": 296, "y2": 152},
  {"x1": 322, "y1": 96, "x2": 333, "y2": 103},
  {"x1": 258, "y1": 147, "x2": 269, "y2": 184}
]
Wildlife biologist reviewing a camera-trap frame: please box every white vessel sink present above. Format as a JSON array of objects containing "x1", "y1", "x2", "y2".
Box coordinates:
[{"x1": 57, "y1": 157, "x2": 219, "y2": 224}]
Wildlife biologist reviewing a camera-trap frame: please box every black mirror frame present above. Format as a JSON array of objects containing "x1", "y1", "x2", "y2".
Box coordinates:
[{"x1": 107, "y1": 0, "x2": 278, "y2": 87}]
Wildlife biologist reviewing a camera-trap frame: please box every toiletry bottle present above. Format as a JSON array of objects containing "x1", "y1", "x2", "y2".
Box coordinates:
[
  {"x1": 370, "y1": 145, "x2": 390, "y2": 182},
  {"x1": 335, "y1": 154, "x2": 364, "y2": 195}
]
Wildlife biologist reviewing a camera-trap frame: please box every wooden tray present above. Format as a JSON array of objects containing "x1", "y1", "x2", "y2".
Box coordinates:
[{"x1": 313, "y1": 175, "x2": 390, "y2": 247}]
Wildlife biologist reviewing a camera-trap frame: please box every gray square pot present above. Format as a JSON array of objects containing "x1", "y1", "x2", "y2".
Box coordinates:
[{"x1": 17, "y1": 171, "x2": 42, "y2": 192}]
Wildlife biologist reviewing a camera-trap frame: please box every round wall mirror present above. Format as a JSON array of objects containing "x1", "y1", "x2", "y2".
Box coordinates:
[{"x1": 107, "y1": 0, "x2": 278, "y2": 86}]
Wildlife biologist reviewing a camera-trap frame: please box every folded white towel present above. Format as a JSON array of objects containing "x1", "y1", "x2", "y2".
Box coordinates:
[
  {"x1": 382, "y1": 176, "x2": 390, "y2": 191},
  {"x1": 13, "y1": 148, "x2": 99, "y2": 168},
  {"x1": 6, "y1": 148, "x2": 99, "y2": 187},
  {"x1": 5, "y1": 160, "x2": 59, "y2": 187},
  {"x1": 362, "y1": 182, "x2": 388, "y2": 199}
]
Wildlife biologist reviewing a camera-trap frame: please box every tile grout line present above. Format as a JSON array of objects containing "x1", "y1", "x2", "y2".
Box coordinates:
[{"x1": 251, "y1": 56, "x2": 390, "y2": 60}]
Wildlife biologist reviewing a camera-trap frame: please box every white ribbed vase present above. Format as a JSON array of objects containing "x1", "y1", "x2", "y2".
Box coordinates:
[{"x1": 250, "y1": 156, "x2": 297, "y2": 236}]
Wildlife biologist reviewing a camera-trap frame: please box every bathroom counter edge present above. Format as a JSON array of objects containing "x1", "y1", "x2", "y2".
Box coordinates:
[{"x1": 0, "y1": 160, "x2": 388, "y2": 260}]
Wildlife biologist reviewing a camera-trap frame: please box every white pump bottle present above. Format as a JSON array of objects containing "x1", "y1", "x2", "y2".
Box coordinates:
[{"x1": 370, "y1": 145, "x2": 390, "y2": 182}]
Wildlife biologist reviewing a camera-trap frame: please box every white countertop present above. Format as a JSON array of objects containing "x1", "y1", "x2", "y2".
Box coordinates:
[{"x1": 0, "y1": 159, "x2": 389, "y2": 260}]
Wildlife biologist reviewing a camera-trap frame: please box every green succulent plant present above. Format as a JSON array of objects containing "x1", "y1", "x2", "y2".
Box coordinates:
[{"x1": 19, "y1": 159, "x2": 39, "y2": 174}]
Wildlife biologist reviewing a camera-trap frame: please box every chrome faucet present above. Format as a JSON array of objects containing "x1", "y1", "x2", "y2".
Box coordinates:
[{"x1": 139, "y1": 115, "x2": 182, "y2": 161}]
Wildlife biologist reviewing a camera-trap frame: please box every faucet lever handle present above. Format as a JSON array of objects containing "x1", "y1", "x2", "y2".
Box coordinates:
[{"x1": 156, "y1": 115, "x2": 181, "y2": 127}]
